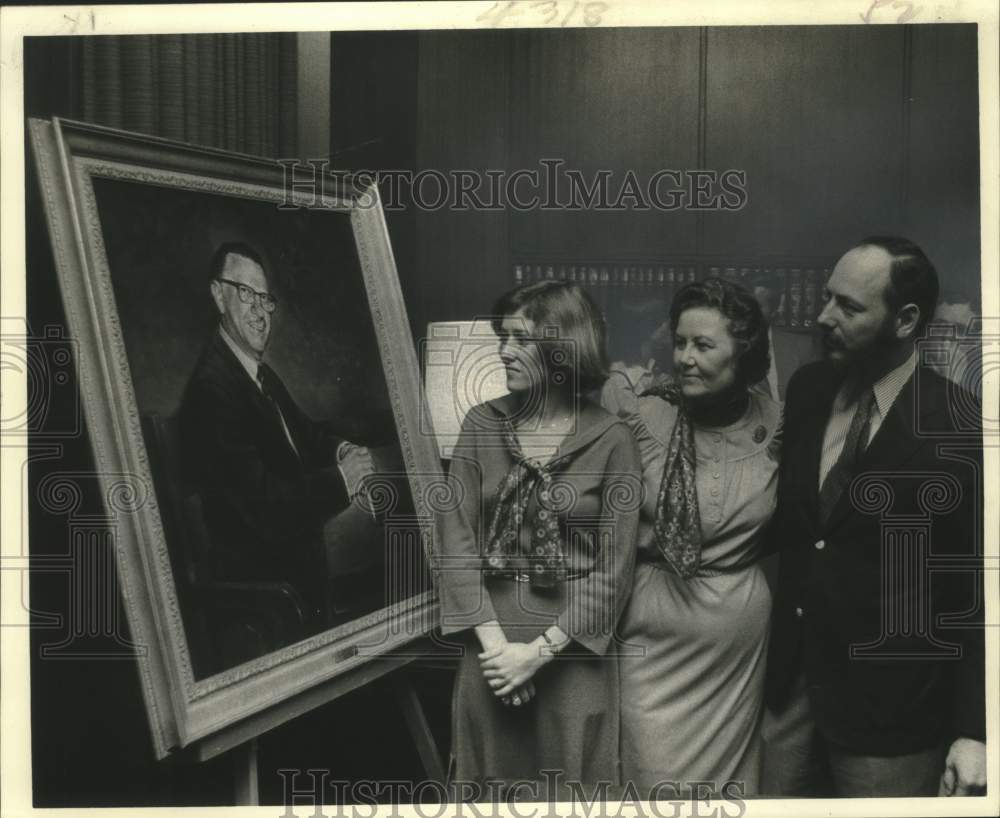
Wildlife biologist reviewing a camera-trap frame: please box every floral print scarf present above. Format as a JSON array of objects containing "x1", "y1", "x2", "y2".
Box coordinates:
[
  {"x1": 482, "y1": 418, "x2": 573, "y2": 589},
  {"x1": 640, "y1": 380, "x2": 703, "y2": 579}
]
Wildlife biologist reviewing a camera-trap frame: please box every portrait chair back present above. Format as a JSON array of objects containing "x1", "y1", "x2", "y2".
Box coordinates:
[{"x1": 141, "y1": 412, "x2": 309, "y2": 675}]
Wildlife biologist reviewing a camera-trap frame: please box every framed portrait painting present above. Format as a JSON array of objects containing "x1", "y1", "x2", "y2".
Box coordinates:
[{"x1": 29, "y1": 116, "x2": 446, "y2": 758}]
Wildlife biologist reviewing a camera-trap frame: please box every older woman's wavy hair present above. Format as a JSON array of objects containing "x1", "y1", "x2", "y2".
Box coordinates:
[
  {"x1": 491, "y1": 280, "x2": 610, "y2": 392},
  {"x1": 669, "y1": 277, "x2": 771, "y2": 386}
]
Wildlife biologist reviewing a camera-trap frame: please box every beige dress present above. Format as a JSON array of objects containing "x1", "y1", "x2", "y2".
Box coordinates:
[{"x1": 602, "y1": 372, "x2": 781, "y2": 797}]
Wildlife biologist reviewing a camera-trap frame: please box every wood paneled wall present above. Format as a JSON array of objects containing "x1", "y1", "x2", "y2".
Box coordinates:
[
  {"x1": 332, "y1": 24, "x2": 980, "y2": 329},
  {"x1": 906, "y1": 25, "x2": 981, "y2": 299},
  {"x1": 412, "y1": 31, "x2": 511, "y2": 333},
  {"x1": 703, "y1": 26, "x2": 908, "y2": 257},
  {"x1": 507, "y1": 27, "x2": 702, "y2": 259}
]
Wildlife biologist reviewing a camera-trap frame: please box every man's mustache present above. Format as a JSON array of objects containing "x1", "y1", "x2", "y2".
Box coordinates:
[{"x1": 821, "y1": 331, "x2": 844, "y2": 350}]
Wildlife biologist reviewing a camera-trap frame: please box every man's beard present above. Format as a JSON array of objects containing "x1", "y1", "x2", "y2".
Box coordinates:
[
  {"x1": 822, "y1": 316, "x2": 899, "y2": 369},
  {"x1": 820, "y1": 329, "x2": 850, "y2": 369}
]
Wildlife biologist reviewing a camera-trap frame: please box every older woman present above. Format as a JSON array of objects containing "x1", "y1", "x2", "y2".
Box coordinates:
[
  {"x1": 438, "y1": 281, "x2": 641, "y2": 799},
  {"x1": 602, "y1": 277, "x2": 779, "y2": 797}
]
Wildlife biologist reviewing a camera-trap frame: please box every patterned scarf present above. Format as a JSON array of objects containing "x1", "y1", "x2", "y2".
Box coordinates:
[
  {"x1": 482, "y1": 419, "x2": 572, "y2": 589},
  {"x1": 640, "y1": 380, "x2": 703, "y2": 579}
]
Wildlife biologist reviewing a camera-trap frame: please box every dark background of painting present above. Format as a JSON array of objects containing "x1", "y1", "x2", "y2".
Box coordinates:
[{"x1": 94, "y1": 177, "x2": 395, "y2": 444}]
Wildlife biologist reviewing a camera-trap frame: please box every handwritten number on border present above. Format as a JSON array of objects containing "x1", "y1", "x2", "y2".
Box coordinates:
[
  {"x1": 476, "y1": 2, "x2": 521, "y2": 26},
  {"x1": 860, "y1": 0, "x2": 923, "y2": 24},
  {"x1": 532, "y1": 1, "x2": 559, "y2": 24},
  {"x1": 477, "y1": 1, "x2": 607, "y2": 28}
]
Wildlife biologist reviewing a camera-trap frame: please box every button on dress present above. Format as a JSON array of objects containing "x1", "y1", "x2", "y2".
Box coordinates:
[{"x1": 602, "y1": 372, "x2": 781, "y2": 796}]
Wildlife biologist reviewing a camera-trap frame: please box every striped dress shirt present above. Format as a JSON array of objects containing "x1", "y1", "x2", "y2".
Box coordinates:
[{"x1": 818, "y1": 350, "x2": 917, "y2": 489}]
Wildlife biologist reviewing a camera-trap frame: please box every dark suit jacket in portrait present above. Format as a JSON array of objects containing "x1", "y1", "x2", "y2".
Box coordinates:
[
  {"x1": 178, "y1": 331, "x2": 350, "y2": 622},
  {"x1": 765, "y1": 360, "x2": 984, "y2": 755}
]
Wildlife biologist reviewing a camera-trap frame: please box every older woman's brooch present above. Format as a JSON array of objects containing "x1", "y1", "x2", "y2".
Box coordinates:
[{"x1": 753, "y1": 425, "x2": 767, "y2": 444}]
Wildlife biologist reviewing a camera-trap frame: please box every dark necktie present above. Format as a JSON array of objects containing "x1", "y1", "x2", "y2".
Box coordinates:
[
  {"x1": 818, "y1": 386, "x2": 876, "y2": 525},
  {"x1": 256, "y1": 363, "x2": 299, "y2": 458}
]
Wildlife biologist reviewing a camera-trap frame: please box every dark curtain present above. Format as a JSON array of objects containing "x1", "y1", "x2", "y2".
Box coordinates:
[{"x1": 78, "y1": 33, "x2": 298, "y2": 157}]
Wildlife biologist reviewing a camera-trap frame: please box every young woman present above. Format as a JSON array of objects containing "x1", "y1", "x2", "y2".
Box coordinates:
[
  {"x1": 438, "y1": 281, "x2": 640, "y2": 799},
  {"x1": 602, "y1": 277, "x2": 779, "y2": 797}
]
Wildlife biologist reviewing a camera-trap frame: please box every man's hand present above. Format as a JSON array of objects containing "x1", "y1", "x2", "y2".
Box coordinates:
[
  {"x1": 479, "y1": 641, "x2": 550, "y2": 699},
  {"x1": 939, "y1": 737, "x2": 986, "y2": 796},
  {"x1": 336, "y1": 442, "x2": 375, "y2": 501}
]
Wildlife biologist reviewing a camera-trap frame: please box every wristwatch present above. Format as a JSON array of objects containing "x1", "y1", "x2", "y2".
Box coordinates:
[{"x1": 541, "y1": 630, "x2": 565, "y2": 655}]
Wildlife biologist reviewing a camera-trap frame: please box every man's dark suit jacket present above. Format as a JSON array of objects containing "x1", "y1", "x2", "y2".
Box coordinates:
[
  {"x1": 771, "y1": 328, "x2": 821, "y2": 400},
  {"x1": 766, "y1": 360, "x2": 984, "y2": 755},
  {"x1": 178, "y1": 332, "x2": 349, "y2": 621}
]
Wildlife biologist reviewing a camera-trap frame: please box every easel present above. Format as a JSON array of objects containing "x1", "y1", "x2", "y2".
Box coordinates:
[{"x1": 188, "y1": 640, "x2": 450, "y2": 806}]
